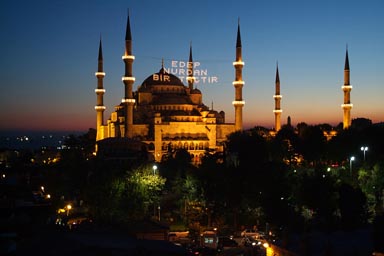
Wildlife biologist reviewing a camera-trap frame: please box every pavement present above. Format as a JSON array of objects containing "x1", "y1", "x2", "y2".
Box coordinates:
[{"x1": 8, "y1": 226, "x2": 191, "y2": 256}]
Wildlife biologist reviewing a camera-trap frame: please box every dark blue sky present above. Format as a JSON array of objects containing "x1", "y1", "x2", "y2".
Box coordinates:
[{"x1": 1, "y1": 0, "x2": 383, "y2": 131}]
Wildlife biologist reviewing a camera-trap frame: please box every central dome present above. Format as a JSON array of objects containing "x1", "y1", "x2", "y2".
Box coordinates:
[{"x1": 140, "y1": 67, "x2": 184, "y2": 88}]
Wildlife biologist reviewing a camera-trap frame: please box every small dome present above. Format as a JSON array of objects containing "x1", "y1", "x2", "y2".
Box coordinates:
[{"x1": 191, "y1": 88, "x2": 201, "y2": 94}]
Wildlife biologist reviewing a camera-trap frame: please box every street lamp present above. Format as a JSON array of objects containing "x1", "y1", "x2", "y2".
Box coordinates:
[
  {"x1": 152, "y1": 164, "x2": 158, "y2": 219},
  {"x1": 349, "y1": 156, "x2": 355, "y2": 176},
  {"x1": 66, "y1": 204, "x2": 72, "y2": 216},
  {"x1": 361, "y1": 146, "x2": 368, "y2": 161},
  {"x1": 153, "y1": 165, "x2": 157, "y2": 175}
]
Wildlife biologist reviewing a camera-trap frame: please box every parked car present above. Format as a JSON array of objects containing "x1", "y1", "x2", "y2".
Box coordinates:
[
  {"x1": 218, "y1": 236, "x2": 238, "y2": 250},
  {"x1": 241, "y1": 236, "x2": 268, "y2": 256}
]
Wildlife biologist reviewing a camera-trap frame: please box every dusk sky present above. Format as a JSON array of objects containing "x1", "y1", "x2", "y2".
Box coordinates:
[{"x1": 1, "y1": 0, "x2": 383, "y2": 132}]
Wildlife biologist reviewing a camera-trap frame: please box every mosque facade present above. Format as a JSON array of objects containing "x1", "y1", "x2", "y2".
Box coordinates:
[{"x1": 94, "y1": 14, "x2": 244, "y2": 163}]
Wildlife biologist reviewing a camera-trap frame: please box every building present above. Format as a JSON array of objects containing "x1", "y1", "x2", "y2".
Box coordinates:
[{"x1": 94, "y1": 14, "x2": 244, "y2": 164}]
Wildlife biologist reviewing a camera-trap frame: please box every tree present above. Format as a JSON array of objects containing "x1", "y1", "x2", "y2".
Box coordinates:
[
  {"x1": 297, "y1": 125, "x2": 327, "y2": 167},
  {"x1": 358, "y1": 162, "x2": 384, "y2": 217},
  {"x1": 338, "y1": 183, "x2": 368, "y2": 230},
  {"x1": 86, "y1": 163, "x2": 166, "y2": 224},
  {"x1": 292, "y1": 170, "x2": 338, "y2": 231},
  {"x1": 272, "y1": 126, "x2": 300, "y2": 165}
]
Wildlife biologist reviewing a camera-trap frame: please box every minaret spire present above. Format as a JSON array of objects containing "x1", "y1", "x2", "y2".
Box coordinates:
[
  {"x1": 122, "y1": 12, "x2": 136, "y2": 138},
  {"x1": 344, "y1": 46, "x2": 350, "y2": 71},
  {"x1": 341, "y1": 46, "x2": 352, "y2": 129},
  {"x1": 95, "y1": 37, "x2": 106, "y2": 143},
  {"x1": 273, "y1": 62, "x2": 282, "y2": 132},
  {"x1": 125, "y1": 9, "x2": 132, "y2": 42},
  {"x1": 187, "y1": 42, "x2": 195, "y2": 91},
  {"x1": 232, "y1": 18, "x2": 245, "y2": 131},
  {"x1": 236, "y1": 17, "x2": 242, "y2": 48}
]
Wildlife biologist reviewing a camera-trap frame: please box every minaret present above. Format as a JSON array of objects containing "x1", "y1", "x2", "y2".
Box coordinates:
[
  {"x1": 273, "y1": 63, "x2": 282, "y2": 132},
  {"x1": 341, "y1": 48, "x2": 352, "y2": 129},
  {"x1": 232, "y1": 19, "x2": 245, "y2": 131},
  {"x1": 187, "y1": 42, "x2": 195, "y2": 91},
  {"x1": 95, "y1": 38, "x2": 106, "y2": 142},
  {"x1": 122, "y1": 12, "x2": 135, "y2": 138}
]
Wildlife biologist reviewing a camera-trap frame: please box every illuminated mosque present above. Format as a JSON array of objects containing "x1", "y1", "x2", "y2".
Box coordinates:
[
  {"x1": 94, "y1": 14, "x2": 244, "y2": 163},
  {"x1": 94, "y1": 14, "x2": 352, "y2": 163}
]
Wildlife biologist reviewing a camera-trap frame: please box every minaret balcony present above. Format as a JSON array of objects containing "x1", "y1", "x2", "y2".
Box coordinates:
[
  {"x1": 122, "y1": 77, "x2": 136, "y2": 82},
  {"x1": 94, "y1": 106, "x2": 106, "y2": 110},
  {"x1": 232, "y1": 81, "x2": 245, "y2": 86},
  {"x1": 122, "y1": 98, "x2": 136, "y2": 103},
  {"x1": 95, "y1": 72, "x2": 106, "y2": 77},
  {"x1": 95, "y1": 89, "x2": 106, "y2": 93},
  {"x1": 341, "y1": 103, "x2": 353, "y2": 108},
  {"x1": 273, "y1": 95, "x2": 283, "y2": 99},
  {"x1": 233, "y1": 61, "x2": 244, "y2": 66},
  {"x1": 232, "y1": 100, "x2": 245, "y2": 106},
  {"x1": 187, "y1": 76, "x2": 196, "y2": 82},
  {"x1": 341, "y1": 85, "x2": 352, "y2": 90},
  {"x1": 122, "y1": 55, "x2": 135, "y2": 60},
  {"x1": 273, "y1": 109, "x2": 283, "y2": 113}
]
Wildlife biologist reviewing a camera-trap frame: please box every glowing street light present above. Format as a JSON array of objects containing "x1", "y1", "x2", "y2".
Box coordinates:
[
  {"x1": 349, "y1": 156, "x2": 355, "y2": 176},
  {"x1": 361, "y1": 146, "x2": 368, "y2": 161},
  {"x1": 152, "y1": 164, "x2": 158, "y2": 219},
  {"x1": 66, "y1": 204, "x2": 72, "y2": 216},
  {"x1": 153, "y1": 165, "x2": 157, "y2": 175}
]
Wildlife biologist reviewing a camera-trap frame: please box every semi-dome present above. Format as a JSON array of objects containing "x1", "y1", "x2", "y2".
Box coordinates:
[
  {"x1": 191, "y1": 88, "x2": 202, "y2": 94},
  {"x1": 140, "y1": 67, "x2": 184, "y2": 88}
]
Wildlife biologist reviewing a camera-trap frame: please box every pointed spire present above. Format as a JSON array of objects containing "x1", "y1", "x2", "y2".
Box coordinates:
[
  {"x1": 160, "y1": 58, "x2": 166, "y2": 73},
  {"x1": 98, "y1": 37, "x2": 103, "y2": 72},
  {"x1": 98, "y1": 37, "x2": 103, "y2": 60},
  {"x1": 275, "y1": 62, "x2": 280, "y2": 84},
  {"x1": 189, "y1": 41, "x2": 193, "y2": 63},
  {"x1": 125, "y1": 9, "x2": 132, "y2": 41},
  {"x1": 344, "y1": 46, "x2": 350, "y2": 70},
  {"x1": 236, "y1": 18, "x2": 242, "y2": 48}
]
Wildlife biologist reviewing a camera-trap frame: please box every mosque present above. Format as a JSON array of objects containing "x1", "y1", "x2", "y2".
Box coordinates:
[
  {"x1": 94, "y1": 14, "x2": 352, "y2": 163},
  {"x1": 94, "y1": 14, "x2": 244, "y2": 164}
]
